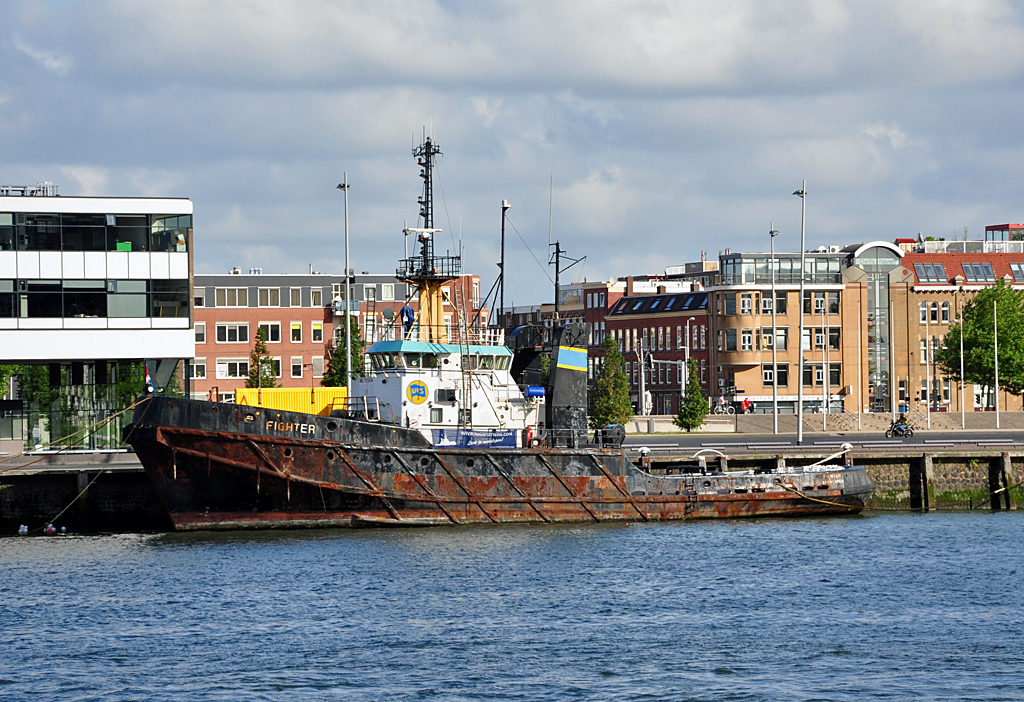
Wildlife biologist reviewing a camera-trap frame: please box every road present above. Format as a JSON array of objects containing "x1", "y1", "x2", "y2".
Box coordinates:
[{"x1": 622, "y1": 430, "x2": 1024, "y2": 455}]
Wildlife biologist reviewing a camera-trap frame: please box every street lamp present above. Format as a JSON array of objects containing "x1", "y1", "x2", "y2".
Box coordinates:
[
  {"x1": 769, "y1": 225, "x2": 779, "y2": 434},
  {"x1": 336, "y1": 174, "x2": 352, "y2": 403},
  {"x1": 683, "y1": 316, "x2": 696, "y2": 403},
  {"x1": 793, "y1": 181, "x2": 807, "y2": 445}
]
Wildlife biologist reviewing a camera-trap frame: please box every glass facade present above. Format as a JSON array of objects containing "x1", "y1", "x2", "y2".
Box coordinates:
[
  {"x1": 0, "y1": 279, "x2": 189, "y2": 318},
  {"x1": 853, "y1": 247, "x2": 901, "y2": 413},
  {"x1": 0, "y1": 213, "x2": 190, "y2": 252},
  {"x1": 720, "y1": 254, "x2": 842, "y2": 285}
]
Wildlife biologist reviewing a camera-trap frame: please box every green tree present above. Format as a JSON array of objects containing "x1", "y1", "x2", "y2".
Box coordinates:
[
  {"x1": 322, "y1": 316, "x2": 365, "y2": 387},
  {"x1": 0, "y1": 365, "x2": 23, "y2": 397},
  {"x1": 246, "y1": 328, "x2": 279, "y2": 389},
  {"x1": 935, "y1": 281, "x2": 1024, "y2": 399},
  {"x1": 674, "y1": 357, "x2": 709, "y2": 432},
  {"x1": 589, "y1": 336, "x2": 633, "y2": 428}
]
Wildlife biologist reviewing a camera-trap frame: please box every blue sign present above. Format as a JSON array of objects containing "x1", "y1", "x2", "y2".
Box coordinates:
[{"x1": 432, "y1": 429, "x2": 517, "y2": 448}]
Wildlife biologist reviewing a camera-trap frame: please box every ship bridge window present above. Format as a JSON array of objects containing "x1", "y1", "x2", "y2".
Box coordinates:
[
  {"x1": 370, "y1": 352, "x2": 404, "y2": 370},
  {"x1": 495, "y1": 356, "x2": 510, "y2": 370},
  {"x1": 478, "y1": 355, "x2": 495, "y2": 370}
]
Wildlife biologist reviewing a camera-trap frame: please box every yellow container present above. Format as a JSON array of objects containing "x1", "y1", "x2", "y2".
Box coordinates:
[{"x1": 235, "y1": 387, "x2": 348, "y2": 416}]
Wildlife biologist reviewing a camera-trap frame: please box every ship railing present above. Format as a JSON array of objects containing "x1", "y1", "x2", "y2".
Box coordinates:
[
  {"x1": 338, "y1": 395, "x2": 399, "y2": 424},
  {"x1": 395, "y1": 325, "x2": 505, "y2": 347}
]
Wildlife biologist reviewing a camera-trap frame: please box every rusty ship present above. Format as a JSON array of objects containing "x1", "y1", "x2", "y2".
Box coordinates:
[{"x1": 124, "y1": 137, "x2": 873, "y2": 530}]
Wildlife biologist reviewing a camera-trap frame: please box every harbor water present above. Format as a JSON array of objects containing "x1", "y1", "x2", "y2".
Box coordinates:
[{"x1": 2, "y1": 512, "x2": 1022, "y2": 701}]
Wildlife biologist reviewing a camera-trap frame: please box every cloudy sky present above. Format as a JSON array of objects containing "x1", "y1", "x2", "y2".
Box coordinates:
[{"x1": 2, "y1": 0, "x2": 1023, "y2": 305}]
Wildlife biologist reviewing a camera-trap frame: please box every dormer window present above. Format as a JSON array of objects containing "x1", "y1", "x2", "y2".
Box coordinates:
[{"x1": 962, "y1": 262, "x2": 995, "y2": 283}]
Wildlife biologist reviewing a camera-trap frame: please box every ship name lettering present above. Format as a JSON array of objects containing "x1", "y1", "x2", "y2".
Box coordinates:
[{"x1": 265, "y1": 420, "x2": 317, "y2": 435}]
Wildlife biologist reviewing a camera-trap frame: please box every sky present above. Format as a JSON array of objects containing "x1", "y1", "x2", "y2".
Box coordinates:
[{"x1": 2, "y1": 0, "x2": 1024, "y2": 307}]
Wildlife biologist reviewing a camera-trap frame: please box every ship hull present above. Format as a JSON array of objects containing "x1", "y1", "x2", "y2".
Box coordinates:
[{"x1": 126, "y1": 397, "x2": 873, "y2": 531}]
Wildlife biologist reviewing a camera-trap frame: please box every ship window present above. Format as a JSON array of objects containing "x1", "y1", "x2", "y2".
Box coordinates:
[
  {"x1": 496, "y1": 356, "x2": 510, "y2": 370},
  {"x1": 422, "y1": 354, "x2": 439, "y2": 368},
  {"x1": 430, "y1": 407, "x2": 443, "y2": 423},
  {"x1": 478, "y1": 355, "x2": 494, "y2": 370},
  {"x1": 404, "y1": 353, "x2": 420, "y2": 368}
]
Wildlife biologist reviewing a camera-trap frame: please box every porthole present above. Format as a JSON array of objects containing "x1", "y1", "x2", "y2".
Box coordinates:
[
  {"x1": 702, "y1": 480, "x2": 712, "y2": 488},
  {"x1": 283, "y1": 447, "x2": 293, "y2": 458},
  {"x1": 466, "y1": 458, "x2": 475, "y2": 468},
  {"x1": 326, "y1": 451, "x2": 335, "y2": 461},
  {"x1": 326, "y1": 421, "x2": 338, "y2": 432},
  {"x1": 244, "y1": 413, "x2": 255, "y2": 423},
  {"x1": 420, "y1": 456, "x2": 430, "y2": 467},
  {"x1": 382, "y1": 454, "x2": 393, "y2": 464}
]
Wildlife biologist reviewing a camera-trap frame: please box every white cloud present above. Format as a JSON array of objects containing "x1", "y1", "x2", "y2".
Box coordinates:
[
  {"x1": 58, "y1": 166, "x2": 109, "y2": 195},
  {"x1": 12, "y1": 35, "x2": 71, "y2": 76}
]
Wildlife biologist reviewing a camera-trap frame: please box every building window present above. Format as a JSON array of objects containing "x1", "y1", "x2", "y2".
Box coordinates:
[
  {"x1": 814, "y1": 328, "x2": 825, "y2": 349},
  {"x1": 776, "y1": 327, "x2": 787, "y2": 350},
  {"x1": 291, "y1": 322, "x2": 302, "y2": 342},
  {"x1": 725, "y1": 329, "x2": 737, "y2": 351},
  {"x1": 920, "y1": 302, "x2": 928, "y2": 322},
  {"x1": 290, "y1": 288, "x2": 301, "y2": 307},
  {"x1": 658, "y1": 327, "x2": 664, "y2": 351},
  {"x1": 762, "y1": 366, "x2": 774, "y2": 385},
  {"x1": 914, "y1": 263, "x2": 947, "y2": 283},
  {"x1": 195, "y1": 323, "x2": 206, "y2": 343},
  {"x1": 775, "y1": 292, "x2": 787, "y2": 314},
  {"x1": 215, "y1": 358, "x2": 249, "y2": 379},
  {"x1": 829, "y1": 363, "x2": 841, "y2": 387},
  {"x1": 271, "y1": 358, "x2": 282, "y2": 377},
  {"x1": 920, "y1": 338, "x2": 927, "y2": 363},
  {"x1": 777, "y1": 365, "x2": 789, "y2": 386},
  {"x1": 828, "y1": 291, "x2": 839, "y2": 314},
  {"x1": 725, "y1": 293, "x2": 736, "y2": 315},
  {"x1": 941, "y1": 302, "x2": 950, "y2": 322},
  {"x1": 700, "y1": 359, "x2": 706, "y2": 384},
  {"x1": 762, "y1": 327, "x2": 774, "y2": 349},
  {"x1": 192, "y1": 358, "x2": 206, "y2": 379},
  {"x1": 365, "y1": 285, "x2": 377, "y2": 302},
  {"x1": 676, "y1": 326, "x2": 682, "y2": 349},
  {"x1": 802, "y1": 328, "x2": 811, "y2": 350},
  {"x1": 1010, "y1": 262, "x2": 1024, "y2": 282},
  {"x1": 741, "y1": 329, "x2": 753, "y2": 351},
  {"x1": 382, "y1": 284, "x2": 395, "y2": 301},
  {"x1": 962, "y1": 262, "x2": 995, "y2": 283},
  {"x1": 761, "y1": 296, "x2": 773, "y2": 314},
  {"x1": 311, "y1": 289, "x2": 323, "y2": 307},
  {"x1": 194, "y1": 289, "x2": 205, "y2": 307},
  {"x1": 215, "y1": 288, "x2": 247, "y2": 307},
  {"x1": 828, "y1": 327, "x2": 840, "y2": 350},
  {"x1": 216, "y1": 323, "x2": 249, "y2": 343},
  {"x1": 312, "y1": 356, "x2": 324, "y2": 377},
  {"x1": 291, "y1": 356, "x2": 303, "y2": 378},
  {"x1": 258, "y1": 288, "x2": 280, "y2": 307},
  {"x1": 930, "y1": 302, "x2": 939, "y2": 322},
  {"x1": 740, "y1": 293, "x2": 752, "y2": 314},
  {"x1": 700, "y1": 326, "x2": 706, "y2": 350},
  {"x1": 312, "y1": 323, "x2": 323, "y2": 342},
  {"x1": 258, "y1": 322, "x2": 281, "y2": 342}
]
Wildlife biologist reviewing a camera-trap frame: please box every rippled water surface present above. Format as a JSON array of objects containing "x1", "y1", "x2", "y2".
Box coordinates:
[{"x1": 2, "y1": 512, "x2": 1023, "y2": 701}]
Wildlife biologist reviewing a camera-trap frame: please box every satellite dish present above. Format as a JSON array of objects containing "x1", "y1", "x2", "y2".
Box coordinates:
[
  {"x1": 608, "y1": 276, "x2": 618, "y2": 284},
  {"x1": 382, "y1": 308, "x2": 395, "y2": 321}
]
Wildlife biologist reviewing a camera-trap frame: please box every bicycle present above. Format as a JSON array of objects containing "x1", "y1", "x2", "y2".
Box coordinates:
[{"x1": 713, "y1": 404, "x2": 735, "y2": 415}]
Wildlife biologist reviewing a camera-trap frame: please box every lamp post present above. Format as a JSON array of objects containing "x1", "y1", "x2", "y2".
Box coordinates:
[
  {"x1": 793, "y1": 181, "x2": 807, "y2": 444},
  {"x1": 959, "y1": 293, "x2": 965, "y2": 430},
  {"x1": 336, "y1": 174, "x2": 352, "y2": 401},
  {"x1": 995, "y1": 299, "x2": 1000, "y2": 429},
  {"x1": 684, "y1": 316, "x2": 696, "y2": 402},
  {"x1": 821, "y1": 298, "x2": 827, "y2": 430},
  {"x1": 925, "y1": 299, "x2": 931, "y2": 429},
  {"x1": 769, "y1": 226, "x2": 779, "y2": 434}
]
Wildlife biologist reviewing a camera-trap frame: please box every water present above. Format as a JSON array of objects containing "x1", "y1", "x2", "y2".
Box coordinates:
[{"x1": 2, "y1": 513, "x2": 1023, "y2": 701}]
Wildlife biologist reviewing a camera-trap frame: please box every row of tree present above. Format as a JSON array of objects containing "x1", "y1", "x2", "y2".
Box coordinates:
[{"x1": 244, "y1": 317, "x2": 365, "y2": 390}]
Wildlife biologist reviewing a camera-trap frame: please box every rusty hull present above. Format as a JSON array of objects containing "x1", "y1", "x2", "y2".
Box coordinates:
[{"x1": 125, "y1": 397, "x2": 872, "y2": 530}]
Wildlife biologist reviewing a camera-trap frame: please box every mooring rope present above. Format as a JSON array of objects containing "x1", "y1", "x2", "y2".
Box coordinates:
[{"x1": 775, "y1": 480, "x2": 859, "y2": 511}]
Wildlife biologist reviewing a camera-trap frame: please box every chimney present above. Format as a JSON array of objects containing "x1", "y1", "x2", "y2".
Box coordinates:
[
  {"x1": 657, "y1": 285, "x2": 667, "y2": 294},
  {"x1": 626, "y1": 276, "x2": 634, "y2": 296}
]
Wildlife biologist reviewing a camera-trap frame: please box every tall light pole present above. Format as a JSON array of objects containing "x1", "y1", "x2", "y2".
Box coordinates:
[
  {"x1": 684, "y1": 316, "x2": 696, "y2": 404},
  {"x1": 995, "y1": 299, "x2": 1000, "y2": 429},
  {"x1": 794, "y1": 181, "x2": 807, "y2": 444},
  {"x1": 821, "y1": 298, "x2": 827, "y2": 430},
  {"x1": 500, "y1": 200, "x2": 510, "y2": 324},
  {"x1": 959, "y1": 293, "x2": 965, "y2": 430},
  {"x1": 769, "y1": 226, "x2": 779, "y2": 434},
  {"x1": 337, "y1": 174, "x2": 352, "y2": 400},
  {"x1": 925, "y1": 300, "x2": 931, "y2": 429}
]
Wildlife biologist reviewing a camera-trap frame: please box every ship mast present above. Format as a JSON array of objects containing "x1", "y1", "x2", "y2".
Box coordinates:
[{"x1": 398, "y1": 136, "x2": 461, "y2": 343}]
